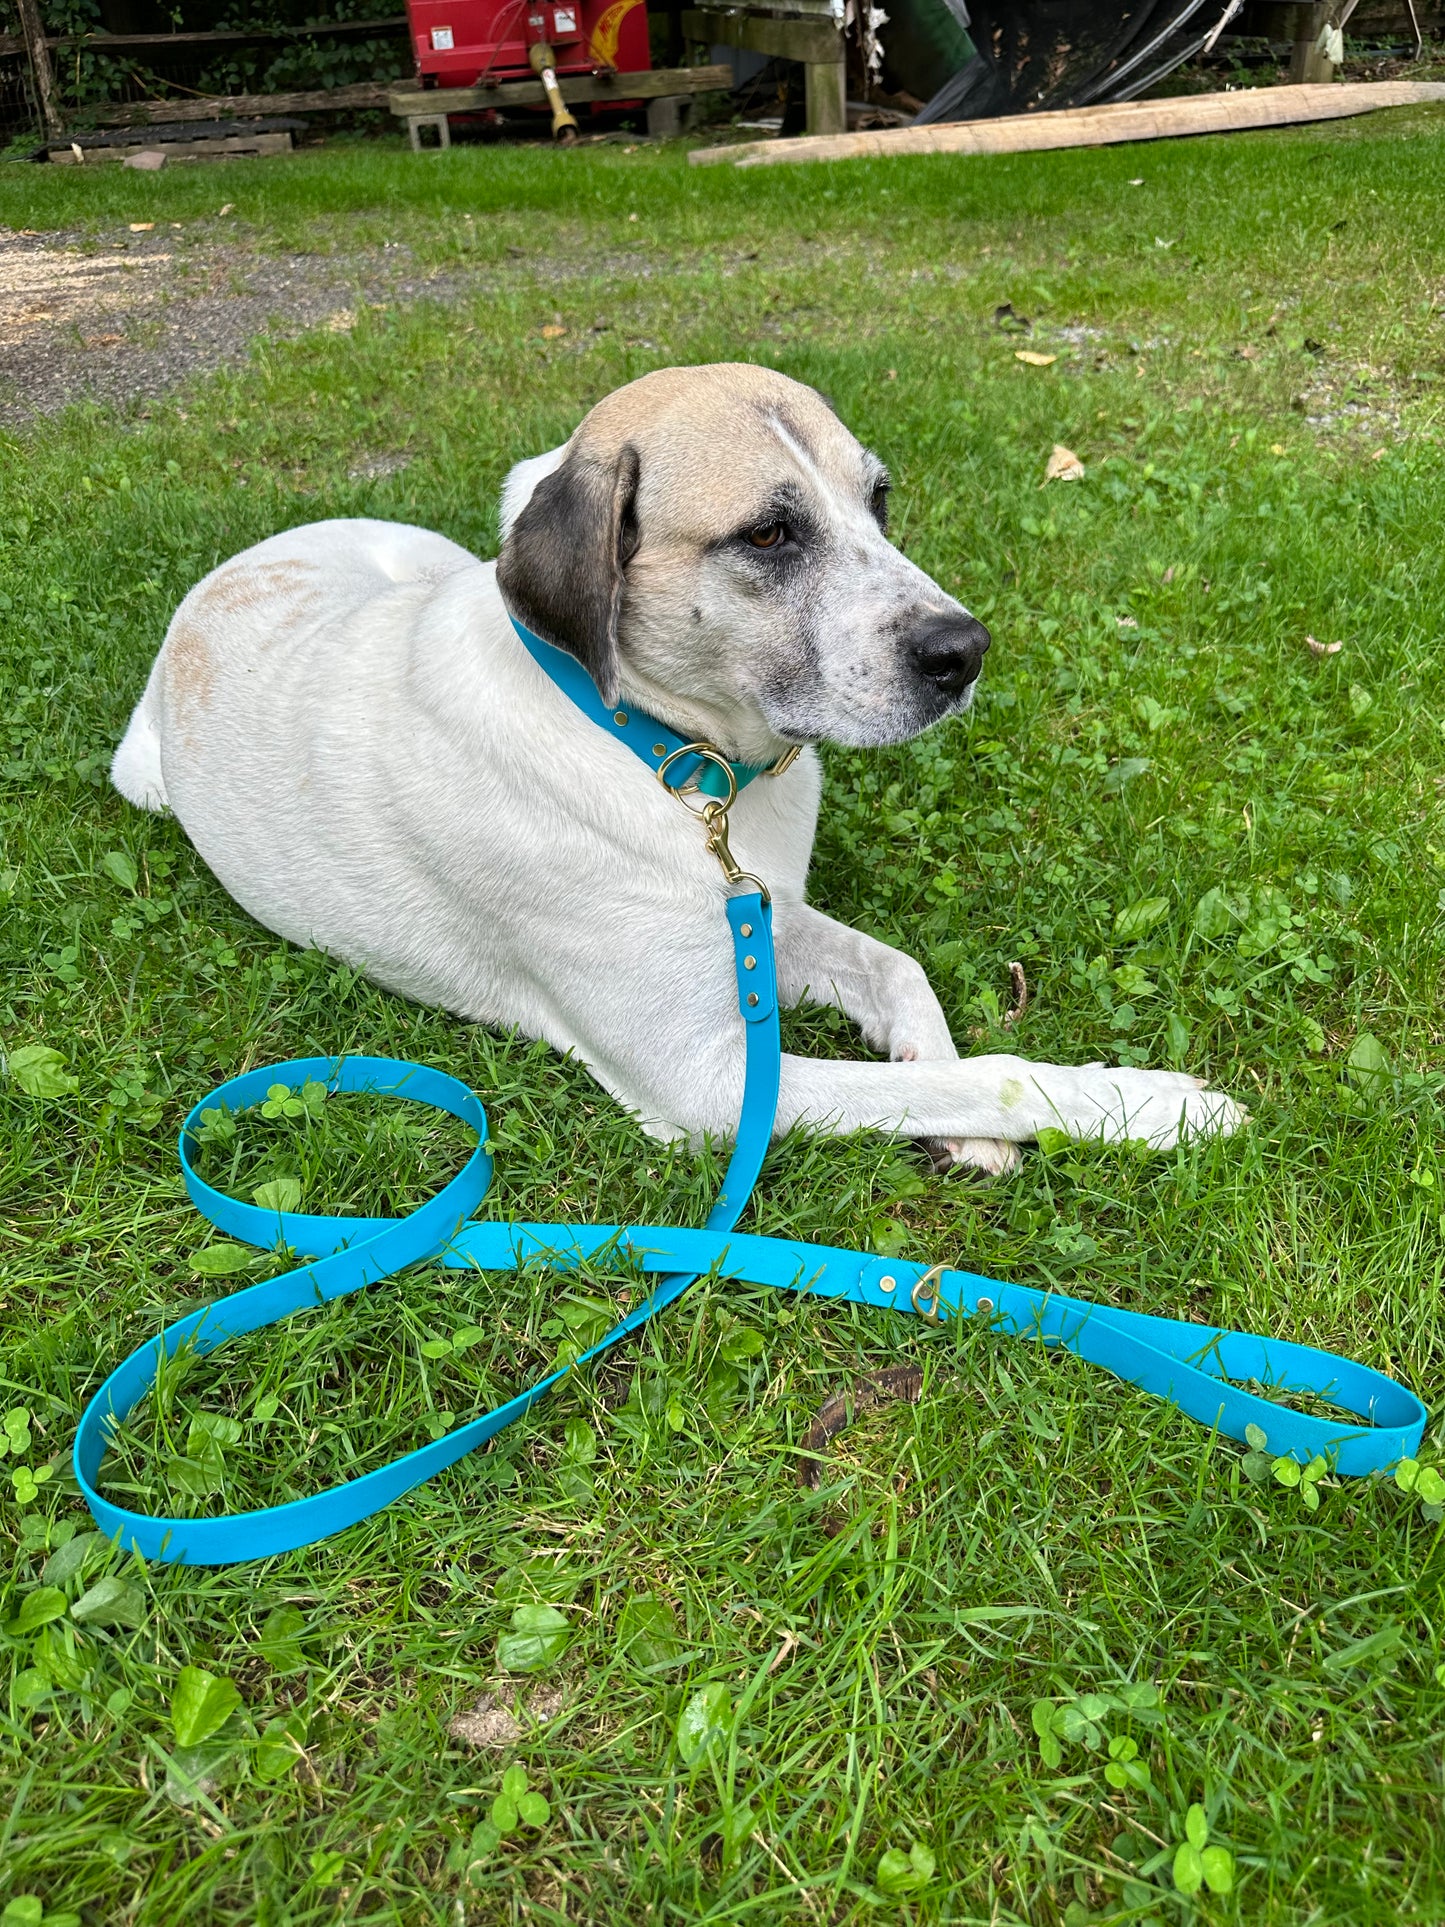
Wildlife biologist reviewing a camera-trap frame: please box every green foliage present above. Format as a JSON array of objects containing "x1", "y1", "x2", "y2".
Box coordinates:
[
  {"x1": 446, "y1": 1764, "x2": 551, "y2": 1879},
  {"x1": 254, "y1": 1603, "x2": 308, "y2": 1671},
  {"x1": 170, "y1": 1666, "x2": 243, "y2": 1748},
  {"x1": 490, "y1": 1762, "x2": 551, "y2": 1835},
  {"x1": 1393, "y1": 1457, "x2": 1445, "y2": 1523},
  {"x1": 676, "y1": 1682, "x2": 733, "y2": 1765},
  {"x1": 190, "y1": 1241, "x2": 257, "y2": 1277},
  {"x1": 1029, "y1": 1682, "x2": 1160, "y2": 1781},
  {"x1": 69, "y1": 1576, "x2": 145, "y2": 1630},
  {"x1": 1173, "y1": 1802, "x2": 1236, "y2": 1897},
  {"x1": 0, "y1": 0, "x2": 408, "y2": 123},
  {"x1": 616, "y1": 1592, "x2": 683, "y2": 1672},
  {"x1": 5, "y1": 1045, "x2": 76, "y2": 1099},
  {"x1": 1240, "y1": 1423, "x2": 1339, "y2": 1512},
  {"x1": 495, "y1": 1603, "x2": 570, "y2": 1673},
  {"x1": 874, "y1": 1840, "x2": 936, "y2": 1898},
  {"x1": 1, "y1": 1897, "x2": 80, "y2": 1927}
]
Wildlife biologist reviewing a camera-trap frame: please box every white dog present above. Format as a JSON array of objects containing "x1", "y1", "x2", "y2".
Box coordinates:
[{"x1": 112, "y1": 363, "x2": 1241, "y2": 1174}]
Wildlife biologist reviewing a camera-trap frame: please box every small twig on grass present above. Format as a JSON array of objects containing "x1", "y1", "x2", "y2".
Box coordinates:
[
  {"x1": 768, "y1": 1629, "x2": 800, "y2": 1673},
  {"x1": 1003, "y1": 961, "x2": 1029, "y2": 1028}
]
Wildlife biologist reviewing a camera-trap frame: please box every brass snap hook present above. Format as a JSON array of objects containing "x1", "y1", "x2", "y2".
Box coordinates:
[
  {"x1": 910, "y1": 1263, "x2": 948, "y2": 1324},
  {"x1": 657, "y1": 743, "x2": 770, "y2": 903}
]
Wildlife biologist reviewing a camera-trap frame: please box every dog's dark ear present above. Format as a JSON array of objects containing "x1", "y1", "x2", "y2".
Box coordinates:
[{"x1": 497, "y1": 444, "x2": 640, "y2": 707}]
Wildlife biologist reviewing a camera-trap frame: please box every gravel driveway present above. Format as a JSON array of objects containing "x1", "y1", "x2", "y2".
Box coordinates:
[{"x1": 0, "y1": 224, "x2": 489, "y2": 428}]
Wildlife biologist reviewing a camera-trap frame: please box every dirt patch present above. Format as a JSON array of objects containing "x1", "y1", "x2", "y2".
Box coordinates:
[
  {"x1": 0, "y1": 226, "x2": 495, "y2": 429},
  {"x1": 448, "y1": 1683, "x2": 567, "y2": 1749}
]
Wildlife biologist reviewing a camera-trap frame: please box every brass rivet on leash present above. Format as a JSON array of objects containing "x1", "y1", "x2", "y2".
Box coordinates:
[
  {"x1": 744, "y1": 955, "x2": 756, "y2": 970},
  {"x1": 614, "y1": 711, "x2": 629, "y2": 725},
  {"x1": 740, "y1": 923, "x2": 753, "y2": 938},
  {"x1": 747, "y1": 992, "x2": 759, "y2": 1007},
  {"x1": 878, "y1": 1273, "x2": 897, "y2": 1293},
  {"x1": 652, "y1": 742, "x2": 667, "y2": 756},
  {"x1": 977, "y1": 1296, "x2": 994, "y2": 1314}
]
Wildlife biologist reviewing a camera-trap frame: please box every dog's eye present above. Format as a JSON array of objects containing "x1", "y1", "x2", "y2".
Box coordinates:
[
  {"x1": 870, "y1": 481, "x2": 890, "y2": 530},
  {"x1": 746, "y1": 522, "x2": 788, "y2": 550}
]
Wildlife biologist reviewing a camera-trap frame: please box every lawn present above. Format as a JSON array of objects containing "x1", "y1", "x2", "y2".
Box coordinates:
[{"x1": 2, "y1": 110, "x2": 1444, "y2": 1926}]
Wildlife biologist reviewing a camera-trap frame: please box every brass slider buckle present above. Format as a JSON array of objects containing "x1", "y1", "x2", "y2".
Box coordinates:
[
  {"x1": 656, "y1": 743, "x2": 771, "y2": 904},
  {"x1": 910, "y1": 1263, "x2": 948, "y2": 1324}
]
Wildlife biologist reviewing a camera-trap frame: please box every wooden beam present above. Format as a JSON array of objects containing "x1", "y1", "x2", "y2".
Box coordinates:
[
  {"x1": 689, "y1": 78, "x2": 1445, "y2": 167},
  {"x1": 15, "y1": 0, "x2": 62, "y2": 140},
  {"x1": 1289, "y1": 0, "x2": 1335, "y2": 79},
  {"x1": 680, "y1": 7, "x2": 843, "y2": 64},
  {"x1": 388, "y1": 62, "x2": 732, "y2": 115},
  {"x1": 84, "y1": 83, "x2": 394, "y2": 128},
  {"x1": 0, "y1": 17, "x2": 405, "y2": 55},
  {"x1": 804, "y1": 55, "x2": 847, "y2": 136},
  {"x1": 681, "y1": 11, "x2": 844, "y2": 134}
]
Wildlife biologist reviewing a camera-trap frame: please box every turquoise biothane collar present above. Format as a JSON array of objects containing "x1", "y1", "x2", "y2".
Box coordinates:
[{"x1": 508, "y1": 611, "x2": 777, "y2": 801}]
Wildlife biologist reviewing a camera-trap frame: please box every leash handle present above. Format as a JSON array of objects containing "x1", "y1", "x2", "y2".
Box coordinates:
[{"x1": 72, "y1": 895, "x2": 778, "y2": 1566}]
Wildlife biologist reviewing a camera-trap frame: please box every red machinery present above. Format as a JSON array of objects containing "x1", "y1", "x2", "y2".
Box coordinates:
[{"x1": 405, "y1": 0, "x2": 652, "y2": 129}]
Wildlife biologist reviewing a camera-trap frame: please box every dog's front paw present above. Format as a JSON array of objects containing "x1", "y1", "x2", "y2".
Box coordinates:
[
  {"x1": 1059, "y1": 1066, "x2": 1247, "y2": 1149},
  {"x1": 917, "y1": 1135, "x2": 1022, "y2": 1179}
]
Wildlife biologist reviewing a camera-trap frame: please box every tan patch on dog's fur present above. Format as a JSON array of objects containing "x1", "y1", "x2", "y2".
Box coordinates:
[
  {"x1": 163, "y1": 613, "x2": 216, "y2": 725},
  {"x1": 167, "y1": 559, "x2": 321, "y2": 728},
  {"x1": 572, "y1": 363, "x2": 861, "y2": 547},
  {"x1": 198, "y1": 556, "x2": 315, "y2": 619}
]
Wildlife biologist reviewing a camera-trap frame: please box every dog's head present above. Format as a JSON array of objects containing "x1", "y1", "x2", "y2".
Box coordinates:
[{"x1": 496, "y1": 364, "x2": 988, "y2": 763}]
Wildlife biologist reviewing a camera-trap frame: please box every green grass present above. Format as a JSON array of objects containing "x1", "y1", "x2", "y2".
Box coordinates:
[{"x1": 2, "y1": 115, "x2": 1445, "y2": 1925}]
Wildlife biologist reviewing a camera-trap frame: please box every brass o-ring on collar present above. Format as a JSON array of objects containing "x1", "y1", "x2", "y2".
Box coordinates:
[{"x1": 655, "y1": 742, "x2": 738, "y2": 813}]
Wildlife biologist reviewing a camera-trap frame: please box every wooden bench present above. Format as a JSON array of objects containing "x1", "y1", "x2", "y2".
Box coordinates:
[{"x1": 389, "y1": 62, "x2": 734, "y2": 146}]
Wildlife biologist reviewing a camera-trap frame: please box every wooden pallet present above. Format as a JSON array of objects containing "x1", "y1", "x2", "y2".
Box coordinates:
[{"x1": 49, "y1": 130, "x2": 295, "y2": 163}]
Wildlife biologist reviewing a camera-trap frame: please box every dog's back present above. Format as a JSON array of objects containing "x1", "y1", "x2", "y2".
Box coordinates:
[{"x1": 111, "y1": 519, "x2": 476, "y2": 815}]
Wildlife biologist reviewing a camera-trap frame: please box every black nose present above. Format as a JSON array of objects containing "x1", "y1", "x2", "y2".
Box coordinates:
[{"x1": 906, "y1": 611, "x2": 991, "y2": 695}]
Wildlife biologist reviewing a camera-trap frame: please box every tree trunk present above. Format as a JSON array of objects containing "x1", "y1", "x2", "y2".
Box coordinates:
[{"x1": 15, "y1": 0, "x2": 62, "y2": 139}]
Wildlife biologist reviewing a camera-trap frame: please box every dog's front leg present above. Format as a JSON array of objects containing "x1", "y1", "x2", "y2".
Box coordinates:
[
  {"x1": 772, "y1": 901, "x2": 956, "y2": 1062},
  {"x1": 773, "y1": 1052, "x2": 1243, "y2": 1162},
  {"x1": 772, "y1": 902, "x2": 1021, "y2": 1176}
]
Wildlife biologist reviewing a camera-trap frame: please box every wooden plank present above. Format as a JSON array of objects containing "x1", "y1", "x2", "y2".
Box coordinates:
[
  {"x1": 50, "y1": 131, "x2": 295, "y2": 163},
  {"x1": 389, "y1": 62, "x2": 732, "y2": 114},
  {"x1": 689, "y1": 78, "x2": 1445, "y2": 167},
  {"x1": 84, "y1": 83, "x2": 393, "y2": 128},
  {"x1": 681, "y1": 8, "x2": 843, "y2": 64},
  {"x1": 0, "y1": 17, "x2": 405, "y2": 56},
  {"x1": 15, "y1": 0, "x2": 62, "y2": 139}
]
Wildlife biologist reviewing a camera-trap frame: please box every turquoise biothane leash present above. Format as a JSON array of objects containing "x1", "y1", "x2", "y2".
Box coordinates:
[{"x1": 73, "y1": 618, "x2": 1428, "y2": 1565}]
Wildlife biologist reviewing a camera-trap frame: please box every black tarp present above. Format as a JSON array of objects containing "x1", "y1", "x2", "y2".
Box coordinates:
[{"x1": 915, "y1": 0, "x2": 1240, "y2": 120}]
